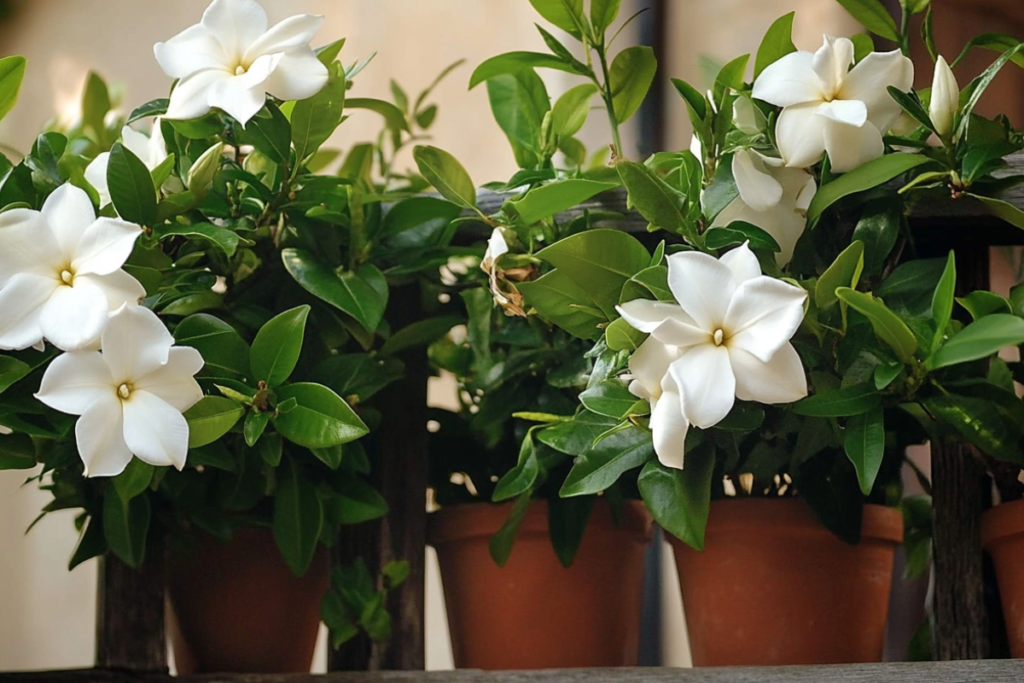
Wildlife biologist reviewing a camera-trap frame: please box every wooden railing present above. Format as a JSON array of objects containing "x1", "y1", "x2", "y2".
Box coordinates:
[{"x1": 5, "y1": 156, "x2": 1024, "y2": 681}]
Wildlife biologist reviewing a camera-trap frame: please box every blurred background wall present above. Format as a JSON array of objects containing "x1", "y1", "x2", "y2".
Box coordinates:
[{"x1": 0, "y1": 0, "x2": 1022, "y2": 673}]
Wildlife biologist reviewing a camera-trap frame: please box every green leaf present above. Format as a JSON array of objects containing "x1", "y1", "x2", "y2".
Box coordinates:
[
  {"x1": 112, "y1": 459, "x2": 154, "y2": 502},
  {"x1": 0, "y1": 432, "x2": 35, "y2": 470},
  {"x1": 616, "y1": 160, "x2": 695, "y2": 242},
  {"x1": 155, "y1": 222, "x2": 244, "y2": 257},
  {"x1": 834, "y1": 0, "x2": 900, "y2": 43},
  {"x1": 273, "y1": 460, "x2": 324, "y2": 576},
  {"x1": 701, "y1": 154, "x2": 739, "y2": 222},
  {"x1": 282, "y1": 250, "x2": 387, "y2": 333},
  {"x1": 250, "y1": 305, "x2": 309, "y2": 387},
  {"x1": 955, "y1": 42, "x2": 1024, "y2": 143},
  {"x1": 380, "y1": 315, "x2": 461, "y2": 357},
  {"x1": 852, "y1": 197, "x2": 901, "y2": 277},
  {"x1": 968, "y1": 193, "x2": 1024, "y2": 230},
  {"x1": 927, "y1": 314, "x2": 1024, "y2": 370},
  {"x1": 844, "y1": 406, "x2": 885, "y2": 495},
  {"x1": 0, "y1": 56, "x2": 26, "y2": 123},
  {"x1": 107, "y1": 143, "x2": 157, "y2": 225},
  {"x1": 173, "y1": 313, "x2": 251, "y2": 377},
  {"x1": 493, "y1": 434, "x2": 541, "y2": 502},
  {"x1": 412, "y1": 145, "x2": 476, "y2": 209},
  {"x1": 0, "y1": 356, "x2": 31, "y2": 394},
  {"x1": 590, "y1": 0, "x2": 622, "y2": 33},
  {"x1": 792, "y1": 384, "x2": 882, "y2": 417},
  {"x1": 82, "y1": 71, "x2": 111, "y2": 139},
  {"x1": 704, "y1": 222, "x2": 780, "y2": 252},
  {"x1": 579, "y1": 379, "x2": 640, "y2": 419},
  {"x1": 930, "y1": 251, "x2": 956, "y2": 354},
  {"x1": 552, "y1": 83, "x2": 599, "y2": 138},
  {"x1": 69, "y1": 515, "x2": 106, "y2": 571},
  {"x1": 244, "y1": 410, "x2": 270, "y2": 448},
  {"x1": 638, "y1": 445, "x2": 714, "y2": 551},
  {"x1": 489, "y1": 492, "x2": 533, "y2": 567},
  {"x1": 605, "y1": 316, "x2": 646, "y2": 351},
  {"x1": 506, "y1": 179, "x2": 618, "y2": 225},
  {"x1": 923, "y1": 393, "x2": 1022, "y2": 462},
  {"x1": 127, "y1": 98, "x2": 169, "y2": 124},
  {"x1": 346, "y1": 97, "x2": 409, "y2": 132},
  {"x1": 887, "y1": 86, "x2": 934, "y2": 133},
  {"x1": 103, "y1": 488, "x2": 150, "y2": 569},
  {"x1": 184, "y1": 396, "x2": 245, "y2": 448},
  {"x1": 486, "y1": 70, "x2": 549, "y2": 170},
  {"x1": 469, "y1": 51, "x2": 581, "y2": 89},
  {"x1": 536, "y1": 229, "x2": 651, "y2": 318},
  {"x1": 958, "y1": 290, "x2": 1011, "y2": 321},
  {"x1": 807, "y1": 154, "x2": 935, "y2": 225},
  {"x1": 560, "y1": 426, "x2": 653, "y2": 497},
  {"x1": 272, "y1": 383, "x2": 369, "y2": 449},
  {"x1": 518, "y1": 269, "x2": 605, "y2": 339},
  {"x1": 754, "y1": 12, "x2": 796, "y2": 79},
  {"x1": 713, "y1": 55, "x2": 749, "y2": 108},
  {"x1": 527, "y1": 0, "x2": 584, "y2": 38},
  {"x1": 316, "y1": 37, "x2": 346, "y2": 65},
  {"x1": 240, "y1": 101, "x2": 291, "y2": 164},
  {"x1": 816, "y1": 241, "x2": 865, "y2": 309},
  {"x1": 325, "y1": 478, "x2": 389, "y2": 524},
  {"x1": 548, "y1": 495, "x2": 596, "y2": 568},
  {"x1": 836, "y1": 288, "x2": 918, "y2": 362},
  {"x1": 609, "y1": 46, "x2": 657, "y2": 124}
]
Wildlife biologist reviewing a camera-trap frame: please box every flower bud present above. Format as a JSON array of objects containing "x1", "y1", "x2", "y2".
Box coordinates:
[
  {"x1": 929, "y1": 56, "x2": 959, "y2": 140},
  {"x1": 186, "y1": 141, "x2": 225, "y2": 197}
]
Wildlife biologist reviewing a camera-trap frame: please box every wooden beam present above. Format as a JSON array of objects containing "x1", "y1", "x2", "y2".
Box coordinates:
[{"x1": 94, "y1": 547, "x2": 167, "y2": 671}]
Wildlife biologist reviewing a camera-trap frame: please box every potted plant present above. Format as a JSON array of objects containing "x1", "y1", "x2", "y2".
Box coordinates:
[
  {"x1": 0, "y1": 0, "x2": 467, "y2": 672},
  {"x1": 415, "y1": 0, "x2": 1024, "y2": 666}
]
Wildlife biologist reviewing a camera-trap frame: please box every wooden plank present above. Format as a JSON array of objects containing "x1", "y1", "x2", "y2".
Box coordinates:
[
  {"x1": 7, "y1": 661, "x2": 1024, "y2": 683},
  {"x1": 330, "y1": 283, "x2": 427, "y2": 671},
  {"x1": 94, "y1": 546, "x2": 167, "y2": 671}
]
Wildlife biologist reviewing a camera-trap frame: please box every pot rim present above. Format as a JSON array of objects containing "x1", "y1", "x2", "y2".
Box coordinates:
[
  {"x1": 982, "y1": 497, "x2": 1024, "y2": 550},
  {"x1": 428, "y1": 498, "x2": 652, "y2": 547},
  {"x1": 666, "y1": 498, "x2": 903, "y2": 546}
]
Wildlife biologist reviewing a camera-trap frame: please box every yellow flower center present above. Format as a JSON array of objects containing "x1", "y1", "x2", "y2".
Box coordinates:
[
  {"x1": 60, "y1": 269, "x2": 74, "y2": 285},
  {"x1": 117, "y1": 383, "x2": 132, "y2": 400},
  {"x1": 234, "y1": 64, "x2": 247, "y2": 76},
  {"x1": 713, "y1": 328, "x2": 725, "y2": 346}
]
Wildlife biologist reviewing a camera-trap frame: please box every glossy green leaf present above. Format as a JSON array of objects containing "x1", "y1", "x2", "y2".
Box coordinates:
[
  {"x1": 552, "y1": 83, "x2": 599, "y2": 138},
  {"x1": 754, "y1": 12, "x2": 796, "y2": 79},
  {"x1": 107, "y1": 143, "x2": 157, "y2": 225},
  {"x1": 518, "y1": 269, "x2": 605, "y2": 339},
  {"x1": 81, "y1": 71, "x2": 111, "y2": 138},
  {"x1": 548, "y1": 495, "x2": 596, "y2": 568},
  {"x1": 0, "y1": 356, "x2": 31, "y2": 395},
  {"x1": 638, "y1": 445, "x2": 714, "y2": 551},
  {"x1": 0, "y1": 56, "x2": 26, "y2": 123},
  {"x1": 493, "y1": 434, "x2": 541, "y2": 502},
  {"x1": 486, "y1": 70, "x2": 549, "y2": 170},
  {"x1": 380, "y1": 315, "x2": 461, "y2": 357},
  {"x1": 489, "y1": 491, "x2": 533, "y2": 567},
  {"x1": 250, "y1": 305, "x2": 309, "y2": 387},
  {"x1": 412, "y1": 145, "x2": 476, "y2": 208},
  {"x1": 469, "y1": 51, "x2": 580, "y2": 89},
  {"x1": 616, "y1": 160, "x2": 694, "y2": 241},
  {"x1": 958, "y1": 290, "x2": 1012, "y2": 321},
  {"x1": 112, "y1": 459, "x2": 154, "y2": 502},
  {"x1": 605, "y1": 316, "x2": 646, "y2": 351},
  {"x1": 272, "y1": 383, "x2": 369, "y2": 449},
  {"x1": 273, "y1": 460, "x2": 324, "y2": 576},
  {"x1": 241, "y1": 102, "x2": 291, "y2": 163},
  {"x1": 793, "y1": 384, "x2": 882, "y2": 417},
  {"x1": 527, "y1": 0, "x2": 584, "y2": 38},
  {"x1": 325, "y1": 478, "x2": 389, "y2": 524},
  {"x1": 173, "y1": 313, "x2": 250, "y2": 377},
  {"x1": 807, "y1": 154, "x2": 935, "y2": 225},
  {"x1": 704, "y1": 222, "x2": 781, "y2": 252},
  {"x1": 590, "y1": 0, "x2": 622, "y2": 33},
  {"x1": 969, "y1": 193, "x2": 1024, "y2": 230},
  {"x1": 579, "y1": 379, "x2": 639, "y2": 419},
  {"x1": 0, "y1": 432, "x2": 35, "y2": 470},
  {"x1": 927, "y1": 314, "x2": 1024, "y2": 370},
  {"x1": 506, "y1": 179, "x2": 618, "y2": 225},
  {"x1": 184, "y1": 396, "x2": 245, "y2": 448},
  {"x1": 244, "y1": 410, "x2": 270, "y2": 448},
  {"x1": 291, "y1": 64, "x2": 347, "y2": 162},
  {"x1": 609, "y1": 46, "x2": 657, "y2": 124},
  {"x1": 834, "y1": 0, "x2": 899, "y2": 42},
  {"x1": 930, "y1": 251, "x2": 957, "y2": 354},
  {"x1": 281, "y1": 250, "x2": 386, "y2": 333},
  {"x1": 560, "y1": 426, "x2": 653, "y2": 497},
  {"x1": 346, "y1": 97, "x2": 408, "y2": 132},
  {"x1": 923, "y1": 393, "x2": 1022, "y2": 462},
  {"x1": 103, "y1": 488, "x2": 150, "y2": 569},
  {"x1": 836, "y1": 287, "x2": 918, "y2": 362},
  {"x1": 844, "y1": 406, "x2": 885, "y2": 495},
  {"x1": 955, "y1": 42, "x2": 1024, "y2": 142},
  {"x1": 156, "y1": 222, "x2": 244, "y2": 257},
  {"x1": 816, "y1": 241, "x2": 865, "y2": 309}
]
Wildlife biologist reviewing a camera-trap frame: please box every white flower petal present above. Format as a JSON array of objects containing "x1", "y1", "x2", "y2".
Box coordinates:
[
  {"x1": 0, "y1": 273, "x2": 56, "y2": 350},
  {"x1": 134, "y1": 347, "x2": 205, "y2": 412},
  {"x1": 724, "y1": 276, "x2": 807, "y2": 362},
  {"x1": 39, "y1": 281, "x2": 111, "y2": 351},
  {"x1": 650, "y1": 377, "x2": 689, "y2": 470},
  {"x1": 154, "y1": 24, "x2": 230, "y2": 79},
  {"x1": 35, "y1": 351, "x2": 114, "y2": 415},
  {"x1": 840, "y1": 49, "x2": 914, "y2": 131},
  {"x1": 823, "y1": 119, "x2": 884, "y2": 173},
  {"x1": 75, "y1": 393, "x2": 133, "y2": 477},
  {"x1": 70, "y1": 218, "x2": 142, "y2": 277},
  {"x1": 41, "y1": 184, "x2": 97, "y2": 263},
  {"x1": 122, "y1": 390, "x2": 190, "y2": 470},
  {"x1": 617, "y1": 300, "x2": 706, "y2": 348},
  {"x1": 669, "y1": 344, "x2": 736, "y2": 429},
  {"x1": 628, "y1": 336, "x2": 681, "y2": 399},
  {"x1": 0, "y1": 209, "x2": 61, "y2": 284},
  {"x1": 816, "y1": 99, "x2": 868, "y2": 128},
  {"x1": 208, "y1": 57, "x2": 277, "y2": 125},
  {"x1": 930, "y1": 56, "x2": 959, "y2": 139},
  {"x1": 776, "y1": 102, "x2": 828, "y2": 168},
  {"x1": 732, "y1": 96, "x2": 760, "y2": 135},
  {"x1": 730, "y1": 343, "x2": 808, "y2": 404},
  {"x1": 719, "y1": 242, "x2": 762, "y2": 285},
  {"x1": 121, "y1": 126, "x2": 155, "y2": 166},
  {"x1": 243, "y1": 14, "x2": 324, "y2": 63},
  {"x1": 794, "y1": 172, "x2": 817, "y2": 213},
  {"x1": 201, "y1": 0, "x2": 268, "y2": 59},
  {"x1": 665, "y1": 251, "x2": 735, "y2": 332},
  {"x1": 77, "y1": 270, "x2": 146, "y2": 310},
  {"x1": 733, "y1": 149, "x2": 782, "y2": 212},
  {"x1": 165, "y1": 69, "x2": 230, "y2": 121},
  {"x1": 84, "y1": 153, "x2": 111, "y2": 207},
  {"x1": 752, "y1": 51, "x2": 822, "y2": 108},
  {"x1": 262, "y1": 50, "x2": 329, "y2": 102},
  {"x1": 812, "y1": 36, "x2": 855, "y2": 98},
  {"x1": 101, "y1": 305, "x2": 174, "y2": 383},
  {"x1": 147, "y1": 120, "x2": 171, "y2": 169}
]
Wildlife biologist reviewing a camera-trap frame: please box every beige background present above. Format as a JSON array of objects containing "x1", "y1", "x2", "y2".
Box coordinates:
[{"x1": 0, "y1": 0, "x2": 858, "y2": 672}]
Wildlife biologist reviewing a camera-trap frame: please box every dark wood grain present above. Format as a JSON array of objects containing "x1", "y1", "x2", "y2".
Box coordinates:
[{"x1": 94, "y1": 546, "x2": 167, "y2": 672}]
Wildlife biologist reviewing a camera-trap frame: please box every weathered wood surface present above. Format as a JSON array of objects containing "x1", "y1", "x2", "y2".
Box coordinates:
[
  {"x1": 94, "y1": 548, "x2": 167, "y2": 671},
  {"x1": 7, "y1": 661, "x2": 1024, "y2": 683}
]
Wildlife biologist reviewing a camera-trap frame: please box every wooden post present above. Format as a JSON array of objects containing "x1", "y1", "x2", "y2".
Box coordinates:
[
  {"x1": 930, "y1": 246, "x2": 991, "y2": 660},
  {"x1": 330, "y1": 283, "x2": 428, "y2": 671},
  {"x1": 95, "y1": 540, "x2": 167, "y2": 671}
]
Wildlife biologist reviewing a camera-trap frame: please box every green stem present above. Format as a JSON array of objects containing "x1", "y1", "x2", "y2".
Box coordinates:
[
  {"x1": 899, "y1": 6, "x2": 911, "y2": 56},
  {"x1": 595, "y1": 43, "x2": 623, "y2": 158}
]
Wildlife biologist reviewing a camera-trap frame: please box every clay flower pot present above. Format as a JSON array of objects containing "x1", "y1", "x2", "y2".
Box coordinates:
[
  {"x1": 166, "y1": 528, "x2": 330, "y2": 674},
  {"x1": 668, "y1": 498, "x2": 903, "y2": 666},
  {"x1": 429, "y1": 499, "x2": 652, "y2": 669},
  {"x1": 982, "y1": 497, "x2": 1024, "y2": 657}
]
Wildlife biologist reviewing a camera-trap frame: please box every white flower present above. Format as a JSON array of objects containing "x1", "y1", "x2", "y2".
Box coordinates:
[
  {"x1": 35, "y1": 305, "x2": 204, "y2": 477},
  {"x1": 154, "y1": 0, "x2": 329, "y2": 126},
  {"x1": 752, "y1": 35, "x2": 913, "y2": 173},
  {"x1": 618, "y1": 243, "x2": 808, "y2": 430},
  {"x1": 0, "y1": 184, "x2": 145, "y2": 351},
  {"x1": 0, "y1": 424, "x2": 10, "y2": 435},
  {"x1": 627, "y1": 337, "x2": 689, "y2": 469},
  {"x1": 930, "y1": 55, "x2": 959, "y2": 140},
  {"x1": 713, "y1": 149, "x2": 817, "y2": 266},
  {"x1": 85, "y1": 120, "x2": 182, "y2": 207}
]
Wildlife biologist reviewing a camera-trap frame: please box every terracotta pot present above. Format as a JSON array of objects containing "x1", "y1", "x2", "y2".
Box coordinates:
[
  {"x1": 166, "y1": 528, "x2": 330, "y2": 674},
  {"x1": 982, "y1": 497, "x2": 1024, "y2": 657},
  {"x1": 668, "y1": 499, "x2": 903, "y2": 666},
  {"x1": 429, "y1": 500, "x2": 652, "y2": 669}
]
